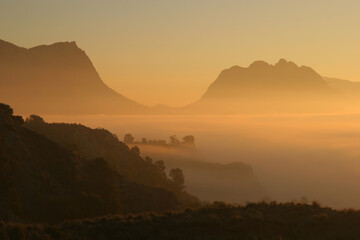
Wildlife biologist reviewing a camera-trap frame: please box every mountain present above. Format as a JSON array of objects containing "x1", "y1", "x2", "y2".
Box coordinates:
[
  {"x1": 0, "y1": 103, "x2": 198, "y2": 223},
  {"x1": 324, "y1": 77, "x2": 360, "y2": 100},
  {"x1": 23, "y1": 114, "x2": 199, "y2": 208},
  {"x1": 0, "y1": 39, "x2": 147, "y2": 115},
  {"x1": 186, "y1": 59, "x2": 346, "y2": 113}
]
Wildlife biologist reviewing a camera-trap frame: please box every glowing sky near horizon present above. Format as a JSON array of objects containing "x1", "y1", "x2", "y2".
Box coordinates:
[{"x1": 1, "y1": 0, "x2": 359, "y2": 106}]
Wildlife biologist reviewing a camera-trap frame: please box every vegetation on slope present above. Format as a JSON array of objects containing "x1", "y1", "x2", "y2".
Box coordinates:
[
  {"x1": 0, "y1": 103, "x2": 198, "y2": 223},
  {"x1": 24, "y1": 115, "x2": 199, "y2": 207},
  {"x1": 1, "y1": 202, "x2": 360, "y2": 240}
]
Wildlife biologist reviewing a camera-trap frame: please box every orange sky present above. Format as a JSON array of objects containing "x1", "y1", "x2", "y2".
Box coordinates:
[{"x1": 1, "y1": 0, "x2": 359, "y2": 106}]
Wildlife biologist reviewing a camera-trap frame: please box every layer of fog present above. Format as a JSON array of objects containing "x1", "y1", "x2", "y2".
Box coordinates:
[{"x1": 43, "y1": 113, "x2": 360, "y2": 209}]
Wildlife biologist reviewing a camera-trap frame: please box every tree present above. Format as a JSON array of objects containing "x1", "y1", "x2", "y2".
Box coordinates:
[
  {"x1": 155, "y1": 160, "x2": 166, "y2": 172},
  {"x1": 123, "y1": 134, "x2": 134, "y2": 144},
  {"x1": 130, "y1": 146, "x2": 140, "y2": 155},
  {"x1": 169, "y1": 168, "x2": 185, "y2": 191},
  {"x1": 182, "y1": 135, "x2": 195, "y2": 144},
  {"x1": 144, "y1": 156, "x2": 152, "y2": 164},
  {"x1": 169, "y1": 135, "x2": 180, "y2": 146},
  {"x1": 26, "y1": 114, "x2": 45, "y2": 123},
  {"x1": 0, "y1": 103, "x2": 13, "y2": 116}
]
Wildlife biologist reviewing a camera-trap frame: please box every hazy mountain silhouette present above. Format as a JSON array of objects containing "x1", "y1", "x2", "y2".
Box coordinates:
[
  {"x1": 324, "y1": 77, "x2": 360, "y2": 100},
  {"x1": 186, "y1": 59, "x2": 346, "y2": 113},
  {"x1": 1, "y1": 39, "x2": 354, "y2": 115},
  {"x1": 0, "y1": 39, "x2": 147, "y2": 115}
]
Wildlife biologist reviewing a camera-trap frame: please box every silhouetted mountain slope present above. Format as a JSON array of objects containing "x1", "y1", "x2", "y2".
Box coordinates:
[
  {"x1": 0, "y1": 39, "x2": 146, "y2": 114},
  {"x1": 23, "y1": 115, "x2": 199, "y2": 207},
  {"x1": 0, "y1": 103, "x2": 197, "y2": 223},
  {"x1": 324, "y1": 77, "x2": 360, "y2": 100},
  {"x1": 205, "y1": 59, "x2": 332, "y2": 97},
  {"x1": 0, "y1": 103, "x2": 79, "y2": 222},
  {"x1": 187, "y1": 59, "x2": 346, "y2": 113},
  {"x1": 2, "y1": 202, "x2": 360, "y2": 239}
]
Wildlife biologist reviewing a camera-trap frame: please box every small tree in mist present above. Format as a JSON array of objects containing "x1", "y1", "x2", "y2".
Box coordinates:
[
  {"x1": 169, "y1": 135, "x2": 180, "y2": 146},
  {"x1": 182, "y1": 135, "x2": 195, "y2": 144},
  {"x1": 123, "y1": 134, "x2": 134, "y2": 144}
]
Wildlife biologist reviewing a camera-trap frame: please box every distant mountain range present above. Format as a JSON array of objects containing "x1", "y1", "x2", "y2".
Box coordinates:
[
  {"x1": 205, "y1": 59, "x2": 335, "y2": 99},
  {"x1": 0, "y1": 39, "x2": 358, "y2": 115},
  {"x1": 0, "y1": 39, "x2": 147, "y2": 115},
  {"x1": 185, "y1": 59, "x2": 355, "y2": 113}
]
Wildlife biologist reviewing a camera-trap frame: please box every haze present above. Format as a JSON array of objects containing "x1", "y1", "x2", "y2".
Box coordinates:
[
  {"x1": 42, "y1": 113, "x2": 360, "y2": 208},
  {"x1": 1, "y1": 0, "x2": 359, "y2": 106},
  {"x1": 2, "y1": 1, "x2": 360, "y2": 237}
]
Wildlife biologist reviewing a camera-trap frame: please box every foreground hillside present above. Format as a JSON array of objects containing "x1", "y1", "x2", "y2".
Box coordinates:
[
  {"x1": 23, "y1": 116, "x2": 199, "y2": 207},
  {"x1": 0, "y1": 103, "x2": 198, "y2": 223},
  {"x1": 1, "y1": 202, "x2": 360, "y2": 240}
]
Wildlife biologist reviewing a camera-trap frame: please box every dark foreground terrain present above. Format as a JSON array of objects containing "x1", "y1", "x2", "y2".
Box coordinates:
[
  {"x1": 2, "y1": 103, "x2": 360, "y2": 239},
  {"x1": 1, "y1": 202, "x2": 360, "y2": 240}
]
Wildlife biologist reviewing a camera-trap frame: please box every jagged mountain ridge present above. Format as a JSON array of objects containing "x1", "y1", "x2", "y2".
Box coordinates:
[
  {"x1": 203, "y1": 59, "x2": 336, "y2": 99},
  {"x1": 0, "y1": 39, "x2": 146, "y2": 115},
  {"x1": 0, "y1": 39, "x2": 354, "y2": 114},
  {"x1": 185, "y1": 59, "x2": 346, "y2": 113}
]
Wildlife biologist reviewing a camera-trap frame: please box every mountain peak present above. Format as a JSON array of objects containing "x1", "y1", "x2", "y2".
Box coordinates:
[
  {"x1": 249, "y1": 60, "x2": 271, "y2": 69},
  {"x1": 276, "y1": 58, "x2": 288, "y2": 65},
  {"x1": 0, "y1": 39, "x2": 16, "y2": 47},
  {"x1": 0, "y1": 39, "x2": 80, "y2": 52},
  {"x1": 0, "y1": 39, "x2": 25, "y2": 52},
  {"x1": 275, "y1": 58, "x2": 298, "y2": 68},
  {"x1": 29, "y1": 41, "x2": 82, "y2": 53},
  {"x1": 49, "y1": 41, "x2": 78, "y2": 49},
  {"x1": 201, "y1": 59, "x2": 334, "y2": 102}
]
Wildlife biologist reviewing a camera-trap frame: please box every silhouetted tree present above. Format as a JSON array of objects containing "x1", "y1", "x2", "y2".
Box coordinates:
[
  {"x1": 182, "y1": 135, "x2": 195, "y2": 144},
  {"x1": 0, "y1": 103, "x2": 13, "y2": 116},
  {"x1": 169, "y1": 168, "x2": 185, "y2": 191},
  {"x1": 155, "y1": 160, "x2": 166, "y2": 172},
  {"x1": 123, "y1": 134, "x2": 134, "y2": 144},
  {"x1": 169, "y1": 135, "x2": 180, "y2": 146},
  {"x1": 130, "y1": 146, "x2": 140, "y2": 155},
  {"x1": 144, "y1": 156, "x2": 152, "y2": 164},
  {"x1": 26, "y1": 114, "x2": 45, "y2": 124},
  {"x1": 141, "y1": 138, "x2": 147, "y2": 144}
]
